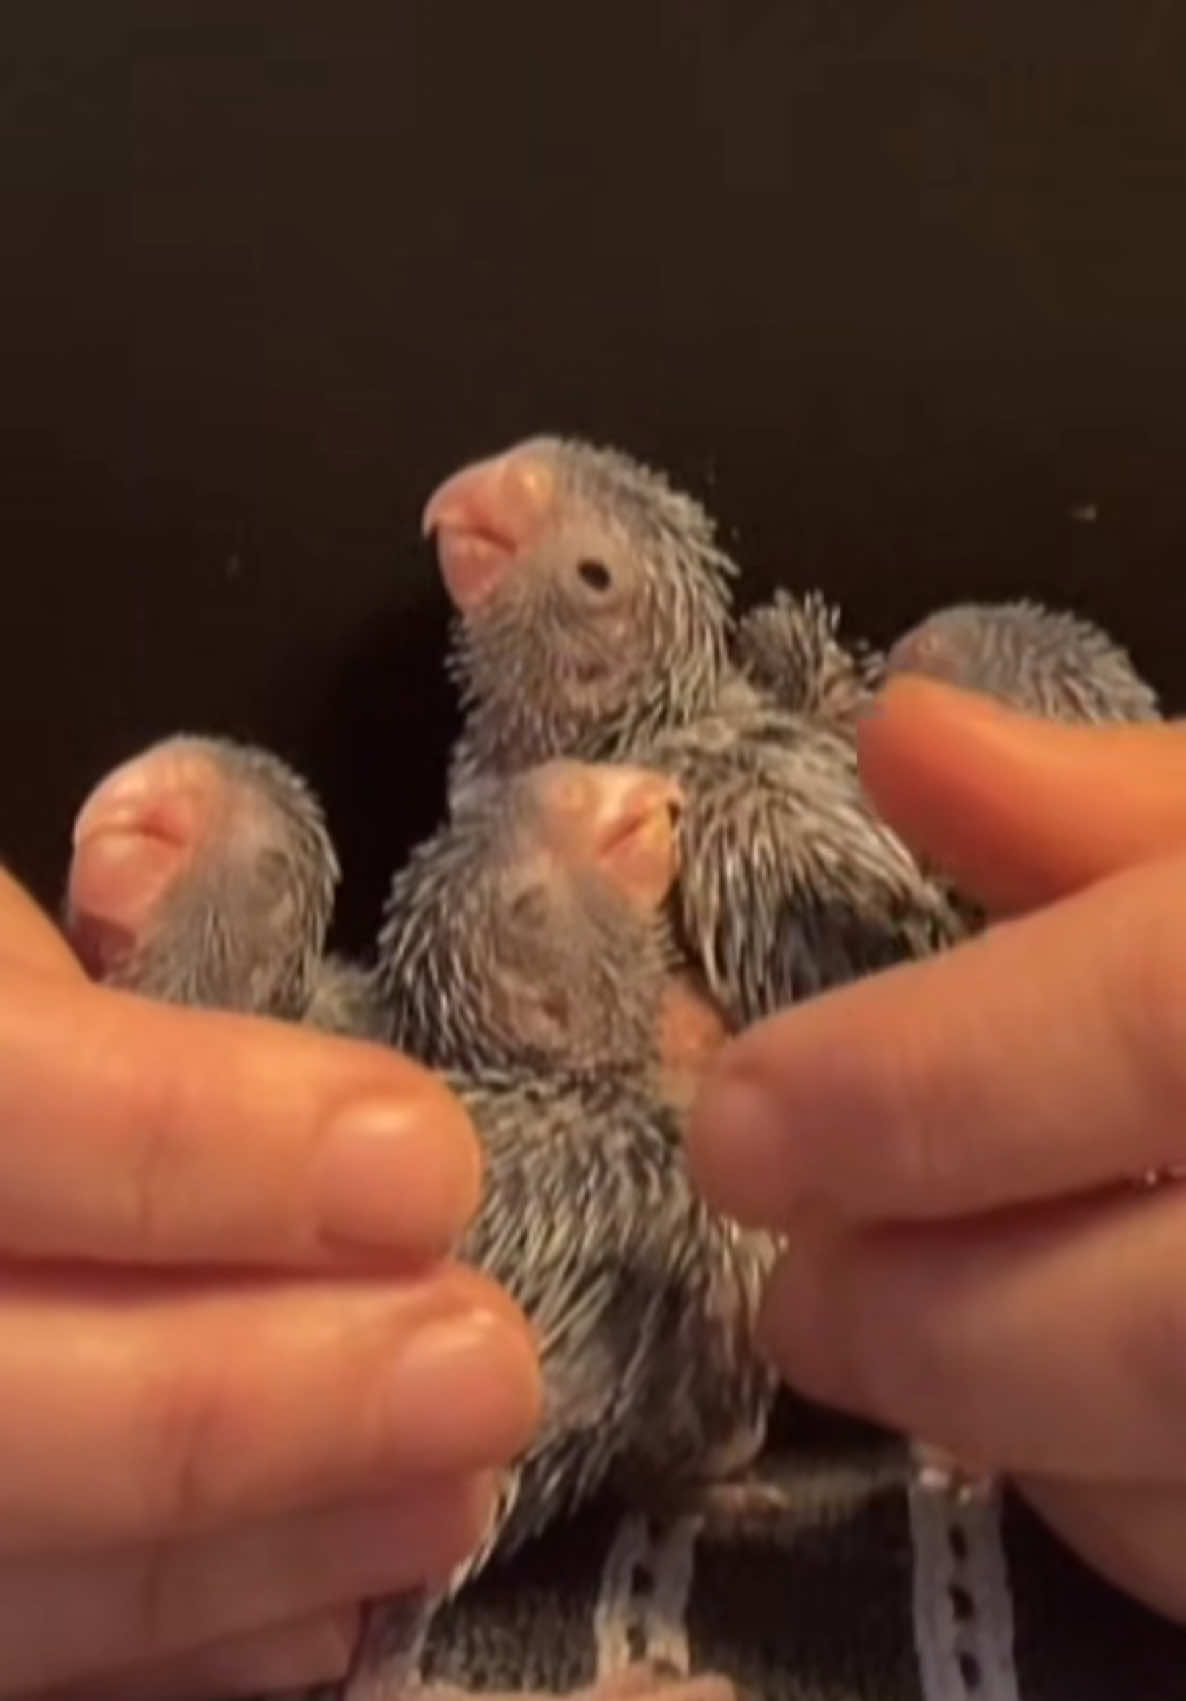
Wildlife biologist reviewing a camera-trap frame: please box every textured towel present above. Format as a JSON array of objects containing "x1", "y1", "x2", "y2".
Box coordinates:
[{"x1": 306, "y1": 1397, "x2": 1186, "y2": 1701}]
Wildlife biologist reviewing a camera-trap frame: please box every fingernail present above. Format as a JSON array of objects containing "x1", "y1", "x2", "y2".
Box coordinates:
[
  {"x1": 859, "y1": 674, "x2": 943, "y2": 716},
  {"x1": 222, "y1": 1609, "x2": 360, "y2": 1689},
  {"x1": 317, "y1": 1095, "x2": 481, "y2": 1253},
  {"x1": 333, "y1": 1474, "x2": 499, "y2": 1596},
  {"x1": 385, "y1": 1310, "x2": 541, "y2": 1468},
  {"x1": 305, "y1": 1611, "x2": 362, "y2": 1683},
  {"x1": 886, "y1": 673, "x2": 1016, "y2": 719},
  {"x1": 688, "y1": 1071, "x2": 797, "y2": 1227},
  {"x1": 754, "y1": 1250, "x2": 848, "y2": 1403}
]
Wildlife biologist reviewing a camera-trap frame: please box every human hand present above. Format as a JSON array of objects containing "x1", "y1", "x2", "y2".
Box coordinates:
[
  {"x1": 688, "y1": 677, "x2": 1186, "y2": 1622},
  {"x1": 0, "y1": 870, "x2": 540, "y2": 1698}
]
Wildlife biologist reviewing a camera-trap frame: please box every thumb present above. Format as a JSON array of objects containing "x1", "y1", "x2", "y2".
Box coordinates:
[
  {"x1": 0, "y1": 867, "x2": 85, "y2": 980},
  {"x1": 857, "y1": 677, "x2": 1186, "y2": 914}
]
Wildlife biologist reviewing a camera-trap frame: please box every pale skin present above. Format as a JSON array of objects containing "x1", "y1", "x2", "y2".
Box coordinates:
[
  {"x1": 0, "y1": 876, "x2": 543, "y2": 1700},
  {"x1": 689, "y1": 675, "x2": 1186, "y2": 1623}
]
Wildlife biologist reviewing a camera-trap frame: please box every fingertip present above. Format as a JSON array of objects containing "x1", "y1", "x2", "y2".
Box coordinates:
[
  {"x1": 316, "y1": 1075, "x2": 483, "y2": 1259},
  {"x1": 5, "y1": 979, "x2": 489, "y2": 1270},
  {"x1": 1017, "y1": 1478, "x2": 1186, "y2": 1625},
  {"x1": 37, "y1": 1609, "x2": 361, "y2": 1700},
  {"x1": 687, "y1": 1047, "x2": 804, "y2": 1229},
  {"x1": 857, "y1": 679, "x2": 1186, "y2": 911},
  {"x1": 855, "y1": 673, "x2": 1018, "y2": 799},
  {"x1": 290, "y1": 1607, "x2": 361, "y2": 1683},
  {"x1": 382, "y1": 1302, "x2": 543, "y2": 1473},
  {"x1": 754, "y1": 1235, "x2": 843, "y2": 1399},
  {"x1": 131, "y1": 993, "x2": 486, "y2": 1261},
  {"x1": 415, "y1": 1072, "x2": 485, "y2": 1225},
  {"x1": 413, "y1": 1468, "x2": 503, "y2": 1584},
  {"x1": 855, "y1": 677, "x2": 1086, "y2": 911},
  {"x1": 0, "y1": 868, "x2": 85, "y2": 981},
  {"x1": 861, "y1": 671, "x2": 1020, "y2": 724}
]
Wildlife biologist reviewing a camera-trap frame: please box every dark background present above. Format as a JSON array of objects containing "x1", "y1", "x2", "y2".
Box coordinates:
[{"x1": 5, "y1": 4, "x2": 1185, "y2": 952}]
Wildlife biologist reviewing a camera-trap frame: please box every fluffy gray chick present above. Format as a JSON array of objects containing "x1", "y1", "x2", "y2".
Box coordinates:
[
  {"x1": 734, "y1": 587, "x2": 885, "y2": 727},
  {"x1": 423, "y1": 435, "x2": 738, "y2": 797},
  {"x1": 339, "y1": 1062, "x2": 774, "y2": 1701},
  {"x1": 423, "y1": 437, "x2": 966, "y2": 1025},
  {"x1": 345, "y1": 757, "x2": 775, "y2": 1699},
  {"x1": 886, "y1": 598, "x2": 1161, "y2": 722},
  {"x1": 65, "y1": 734, "x2": 386, "y2": 1035},
  {"x1": 266, "y1": 755, "x2": 766, "y2": 1701},
  {"x1": 66, "y1": 742, "x2": 771, "y2": 1701},
  {"x1": 647, "y1": 688, "x2": 962, "y2": 1024},
  {"x1": 376, "y1": 760, "x2": 687, "y2": 1081}
]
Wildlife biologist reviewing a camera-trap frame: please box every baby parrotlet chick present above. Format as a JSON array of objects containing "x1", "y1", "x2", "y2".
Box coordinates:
[
  {"x1": 64, "y1": 740, "x2": 764, "y2": 1701},
  {"x1": 357, "y1": 758, "x2": 773, "y2": 1698},
  {"x1": 886, "y1": 597, "x2": 1161, "y2": 723},
  {"x1": 734, "y1": 587, "x2": 885, "y2": 728},
  {"x1": 379, "y1": 761, "x2": 683, "y2": 1072},
  {"x1": 424, "y1": 436, "x2": 739, "y2": 796},
  {"x1": 376, "y1": 759, "x2": 729, "y2": 1112},
  {"x1": 65, "y1": 735, "x2": 387, "y2": 1036},
  {"x1": 423, "y1": 436, "x2": 966, "y2": 1026},
  {"x1": 647, "y1": 694, "x2": 962, "y2": 1024}
]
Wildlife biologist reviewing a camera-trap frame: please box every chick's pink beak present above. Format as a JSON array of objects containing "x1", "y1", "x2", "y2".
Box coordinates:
[
  {"x1": 536, "y1": 763, "x2": 684, "y2": 911},
  {"x1": 66, "y1": 747, "x2": 211, "y2": 975},
  {"x1": 592, "y1": 767, "x2": 684, "y2": 912},
  {"x1": 421, "y1": 446, "x2": 556, "y2": 613}
]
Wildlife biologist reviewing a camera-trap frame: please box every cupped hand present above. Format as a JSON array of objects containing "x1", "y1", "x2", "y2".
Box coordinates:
[
  {"x1": 0, "y1": 871, "x2": 541, "y2": 1698},
  {"x1": 689, "y1": 678, "x2": 1186, "y2": 1622}
]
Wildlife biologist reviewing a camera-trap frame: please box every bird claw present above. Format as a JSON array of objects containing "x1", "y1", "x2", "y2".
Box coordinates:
[
  {"x1": 630, "y1": 1463, "x2": 792, "y2": 1536},
  {"x1": 651, "y1": 1475, "x2": 794, "y2": 1538}
]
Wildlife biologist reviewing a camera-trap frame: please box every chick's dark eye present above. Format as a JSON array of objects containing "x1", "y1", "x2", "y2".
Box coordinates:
[{"x1": 577, "y1": 559, "x2": 612, "y2": 592}]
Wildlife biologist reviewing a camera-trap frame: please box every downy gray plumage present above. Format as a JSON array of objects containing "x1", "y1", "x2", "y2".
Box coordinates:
[
  {"x1": 885, "y1": 597, "x2": 1161, "y2": 722},
  {"x1": 423, "y1": 435, "x2": 967, "y2": 1027}
]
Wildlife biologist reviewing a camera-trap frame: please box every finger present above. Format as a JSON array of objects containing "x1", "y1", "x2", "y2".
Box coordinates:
[
  {"x1": 1018, "y1": 1477, "x2": 1186, "y2": 1625},
  {"x1": 0, "y1": 867, "x2": 83, "y2": 980},
  {"x1": 0, "y1": 1264, "x2": 539, "y2": 1553},
  {"x1": 0, "y1": 1475, "x2": 490, "y2": 1697},
  {"x1": 0, "y1": 963, "x2": 481, "y2": 1266},
  {"x1": 857, "y1": 677, "x2": 1186, "y2": 913},
  {"x1": 688, "y1": 853, "x2": 1186, "y2": 1226},
  {"x1": 39, "y1": 1607, "x2": 358, "y2": 1700},
  {"x1": 757, "y1": 1183, "x2": 1186, "y2": 1482}
]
